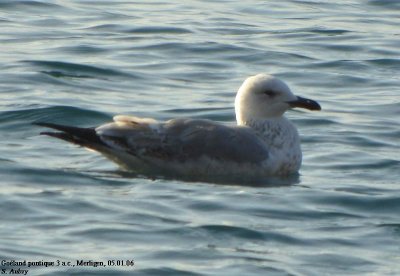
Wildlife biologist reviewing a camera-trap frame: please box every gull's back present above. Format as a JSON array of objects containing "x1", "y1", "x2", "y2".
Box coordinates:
[{"x1": 95, "y1": 117, "x2": 270, "y2": 177}]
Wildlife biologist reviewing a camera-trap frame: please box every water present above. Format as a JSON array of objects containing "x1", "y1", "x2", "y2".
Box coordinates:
[{"x1": 1, "y1": 0, "x2": 399, "y2": 275}]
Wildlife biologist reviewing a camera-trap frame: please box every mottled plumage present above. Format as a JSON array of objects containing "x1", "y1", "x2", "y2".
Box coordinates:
[
  {"x1": 36, "y1": 74, "x2": 321, "y2": 182},
  {"x1": 97, "y1": 117, "x2": 269, "y2": 163}
]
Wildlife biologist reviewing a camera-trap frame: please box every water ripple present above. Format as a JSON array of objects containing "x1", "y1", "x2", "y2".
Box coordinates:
[
  {"x1": 127, "y1": 26, "x2": 193, "y2": 34},
  {"x1": 23, "y1": 60, "x2": 133, "y2": 79}
]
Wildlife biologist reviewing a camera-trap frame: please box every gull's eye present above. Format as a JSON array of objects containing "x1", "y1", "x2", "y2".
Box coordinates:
[{"x1": 264, "y1": 90, "x2": 277, "y2": 97}]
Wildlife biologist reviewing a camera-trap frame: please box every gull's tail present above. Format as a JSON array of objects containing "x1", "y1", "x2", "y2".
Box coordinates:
[{"x1": 34, "y1": 122, "x2": 106, "y2": 149}]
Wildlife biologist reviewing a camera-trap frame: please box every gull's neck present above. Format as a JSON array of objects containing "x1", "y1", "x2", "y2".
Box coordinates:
[
  {"x1": 237, "y1": 116, "x2": 288, "y2": 129},
  {"x1": 237, "y1": 115, "x2": 302, "y2": 174},
  {"x1": 238, "y1": 116, "x2": 300, "y2": 149}
]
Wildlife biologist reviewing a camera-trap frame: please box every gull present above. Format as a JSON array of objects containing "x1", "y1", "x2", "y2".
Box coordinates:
[{"x1": 36, "y1": 74, "x2": 321, "y2": 182}]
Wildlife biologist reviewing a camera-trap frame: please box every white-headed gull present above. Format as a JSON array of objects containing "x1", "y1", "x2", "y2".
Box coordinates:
[{"x1": 36, "y1": 74, "x2": 321, "y2": 182}]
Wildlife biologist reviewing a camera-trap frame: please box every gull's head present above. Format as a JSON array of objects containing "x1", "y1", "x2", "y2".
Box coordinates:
[{"x1": 235, "y1": 74, "x2": 321, "y2": 124}]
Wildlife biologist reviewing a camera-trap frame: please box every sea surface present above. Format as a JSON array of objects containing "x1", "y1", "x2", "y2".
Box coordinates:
[{"x1": 1, "y1": 0, "x2": 399, "y2": 275}]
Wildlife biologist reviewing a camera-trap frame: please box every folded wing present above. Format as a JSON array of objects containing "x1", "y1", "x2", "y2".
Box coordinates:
[
  {"x1": 96, "y1": 116, "x2": 269, "y2": 164},
  {"x1": 37, "y1": 116, "x2": 269, "y2": 166}
]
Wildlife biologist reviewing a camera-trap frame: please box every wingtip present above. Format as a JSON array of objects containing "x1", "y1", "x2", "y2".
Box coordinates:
[
  {"x1": 38, "y1": 131, "x2": 83, "y2": 145},
  {"x1": 34, "y1": 122, "x2": 58, "y2": 135},
  {"x1": 34, "y1": 122, "x2": 106, "y2": 148},
  {"x1": 39, "y1": 131, "x2": 55, "y2": 136}
]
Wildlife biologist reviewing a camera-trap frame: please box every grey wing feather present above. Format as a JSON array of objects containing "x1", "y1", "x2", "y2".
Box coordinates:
[
  {"x1": 96, "y1": 118, "x2": 269, "y2": 164},
  {"x1": 162, "y1": 119, "x2": 269, "y2": 163},
  {"x1": 36, "y1": 118, "x2": 269, "y2": 164},
  {"x1": 96, "y1": 121, "x2": 164, "y2": 156}
]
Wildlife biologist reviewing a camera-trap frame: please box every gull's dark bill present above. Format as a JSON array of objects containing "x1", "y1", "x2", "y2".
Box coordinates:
[{"x1": 287, "y1": 96, "x2": 321, "y2": 111}]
